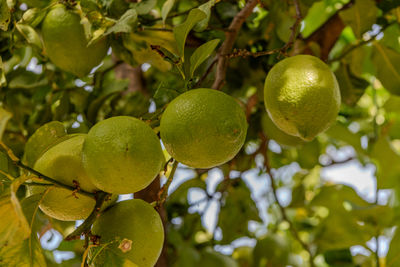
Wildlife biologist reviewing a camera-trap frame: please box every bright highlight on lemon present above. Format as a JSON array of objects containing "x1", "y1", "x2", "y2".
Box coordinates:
[{"x1": 264, "y1": 55, "x2": 341, "y2": 141}]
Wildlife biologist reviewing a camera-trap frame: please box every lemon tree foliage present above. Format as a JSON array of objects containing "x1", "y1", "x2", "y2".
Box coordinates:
[{"x1": 2, "y1": 0, "x2": 400, "y2": 266}]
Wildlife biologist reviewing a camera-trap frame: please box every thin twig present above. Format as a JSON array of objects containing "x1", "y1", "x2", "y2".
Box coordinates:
[
  {"x1": 194, "y1": 58, "x2": 217, "y2": 87},
  {"x1": 157, "y1": 160, "x2": 178, "y2": 207},
  {"x1": 212, "y1": 0, "x2": 260, "y2": 90},
  {"x1": 223, "y1": 0, "x2": 302, "y2": 59},
  {"x1": 328, "y1": 22, "x2": 395, "y2": 63},
  {"x1": 0, "y1": 141, "x2": 94, "y2": 197},
  {"x1": 259, "y1": 133, "x2": 315, "y2": 267},
  {"x1": 65, "y1": 191, "x2": 111, "y2": 241}
]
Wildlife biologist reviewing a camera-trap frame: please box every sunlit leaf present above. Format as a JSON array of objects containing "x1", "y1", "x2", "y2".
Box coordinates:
[
  {"x1": 339, "y1": 0, "x2": 377, "y2": 38},
  {"x1": 189, "y1": 39, "x2": 219, "y2": 78},
  {"x1": 161, "y1": 0, "x2": 175, "y2": 24},
  {"x1": 174, "y1": 9, "x2": 207, "y2": 58}
]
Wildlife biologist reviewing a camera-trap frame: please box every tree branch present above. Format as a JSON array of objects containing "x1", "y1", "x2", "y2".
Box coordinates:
[
  {"x1": 65, "y1": 191, "x2": 111, "y2": 241},
  {"x1": 212, "y1": 0, "x2": 259, "y2": 90},
  {"x1": 0, "y1": 141, "x2": 94, "y2": 197},
  {"x1": 157, "y1": 160, "x2": 178, "y2": 208},
  {"x1": 222, "y1": 0, "x2": 302, "y2": 59},
  {"x1": 259, "y1": 133, "x2": 315, "y2": 267}
]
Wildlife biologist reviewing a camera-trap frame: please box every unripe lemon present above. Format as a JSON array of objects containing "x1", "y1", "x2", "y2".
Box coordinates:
[
  {"x1": 82, "y1": 116, "x2": 165, "y2": 194},
  {"x1": 41, "y1": 4, "x2": 108, "y2": 77},
  {"x1": 261, "y1": 112, "x2": 303, "y2": 147},
  {"x1": 160, "y1": 89, "x2": 247, "y2": 169},
  {"x1": 264, "y1": 55, "x2": 341, "y2": 141},
  {"x1": 29, "y1": 135, "x2": 97, "y2": 221},
  {"x1": 90, "y1": 199, "x2": 164, "y2": 267}
]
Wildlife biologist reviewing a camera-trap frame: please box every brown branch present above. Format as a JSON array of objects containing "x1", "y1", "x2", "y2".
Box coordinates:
[
  {"x1": 0, "y1": 141, "x2": 94, "y2": 198},
  {"x1": 223, "y1": 0, "x2": 302, "y2": 59},
  {"x1": 65, "y1": 191, "x2": 111, "y2": 241},
  {"x1": 259, "y1": 133, "x2": 315, "y2": 267},
  {"x1": 211, "y1": 0, "x2": 259, "y2": 90},
  {"x1": 156, "y1": 160, "x2": 178, "y2": 207}
]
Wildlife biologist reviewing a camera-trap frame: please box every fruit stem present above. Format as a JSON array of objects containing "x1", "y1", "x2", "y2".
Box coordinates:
[
  {"x1": 156, "y1": 159, "x2": 178, "y2": 208},
  {"x1": 0, "y1": 141, "x2": 94, "y2": 197},
  {"x1": 65, "y1": 191, "x2": 111, "y2": 241}
]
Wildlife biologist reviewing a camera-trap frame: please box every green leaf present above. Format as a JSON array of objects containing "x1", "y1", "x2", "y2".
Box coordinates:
[
  {"x1": 0, "y1": 0, "x2": 11, "y2": 31},
  {"x1": 325, "y1": 122, "x2": 364, "y2": 154},
  {"x1": 252, "y1": 234, "x2": 290, "y2": 267},
  {"x1": 87, "y1": 240, "x2": 139, "y2": 267},
  {"x1": 381, "y1": 23, "x2": 400, "y2": 53},
  {"x1": 8, "y1": 70, "x2": 47, "y2": 89},
  {"x1": 194, "y1": 0, "x2": 219, "y2": 32},
  {"x1": 339, "y1": 0, "x2": 377, "y2": 38},
  {"x1": 0, "y1": 177, "x2": 30, "y2": 248},
  {"x1": 21, "y1": 8, "x2": 47, "y2": 28},
  {"x1": 168, "y1": 177, "x2": 206, "y2": 207},
  {"x1": 173, "y1": 9, "x2": 207, "y2": 58},
  {"x1": 189, "y1": 39, "x2": 219, "y2": 78},
  {"x1": 105, "y1": 9, "x2": 138, "y2": 35},
  {"x1": 218, "y1": 179, "x2": 261, "y2": 244},
  {"x1": 370, "y1": 135, "x2": 400, "y2": 188},
  {"x1": 387, "y1": 228, "x2": 400, "y2": 267},
  {"x1": 161, "y1": 0, "x2": 175, "y2": 24},
  {"x1": 323, "y1": 249, "x2": 354, "y2": 267},
  {"x1": 23, "y1": 121, "x2": 67, "y2": 168},
  {"x1": 310, "y1": 185, "x2": 375, "y2": 252},
  {"x1": 131, "y1": 0, "x2": 156, "y2": 15},
  {"x1": 0, "y1": 193, "x2": 47, "y2": 267},
  {"x1": 0, "y1": 107, "x2": 12, "y2": 141},
  {"x1": 15, "y1": 23, "x2": 43, "y2": 50},
  {"x1": 335, "y1": 64, "x2": 369, "y2": 106},
  {"x1": 0, "y1": 56, "x2": 6, "y2": 87},
  {"x1": 372, "y1": 42, "x2": 400, "y2": 95}
]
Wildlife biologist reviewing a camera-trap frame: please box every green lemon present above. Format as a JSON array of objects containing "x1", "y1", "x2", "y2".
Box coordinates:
[
  {"x1": 90, "y1": 199, "x2": 164, "y2": 267},
  {"x1": 29, "y1": 134, "x2": 97, "y2": 221},
  {"x1": 82, "y1": 116, "x2": 165, "y2": 194},
  {"x1": 160, "y1": 89, "x2": 248, "y2": 169},
  {"x1": 264, "y1": 55, "x2": 341, "y2": 141},
  {"x1": 261, "y1": 112, "x2": 303, "y2": 147},
  {"x1": 41, "y1": 4, "x2": 108, "y2": 77}
]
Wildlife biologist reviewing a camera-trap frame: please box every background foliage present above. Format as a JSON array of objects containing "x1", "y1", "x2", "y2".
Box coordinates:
[{"x1": 1, "y1": 0, "x2": 400, "y2": 266}]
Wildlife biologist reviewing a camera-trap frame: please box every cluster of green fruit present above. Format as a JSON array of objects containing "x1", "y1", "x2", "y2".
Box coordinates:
[{"x1": 31, "y1": 3, "x2": 342, "y2": 266}]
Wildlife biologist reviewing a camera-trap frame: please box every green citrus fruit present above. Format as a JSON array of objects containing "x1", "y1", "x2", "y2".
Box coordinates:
[
  {"x1": 28, "y1": 135, "x2": 97, "y2": 221},
  {"x1": 160, "y1": 89, "x2": 247, "y2": 169},
  {"x1": 82, "y1": 116, "x2": 165, "y2": 194},
  {"x1": 91, "y1": 199, "x2": 164, "y2": 267},
  {"x1": 264, "y1": 55, "x2": 341, "y2": 141},
  {"x1": 41, "y1": 4, "x2": 108, "y2": 77},
  {"x1": 197, "y1": 250, "x2": 238, "y2": 267},
  {"x1": 261, "y1": 112, "x2": 303, "y2": 147}
]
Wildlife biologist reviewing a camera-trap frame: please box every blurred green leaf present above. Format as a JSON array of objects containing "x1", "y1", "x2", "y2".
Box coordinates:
[
  {"x1": 131, "y1": 0, "x2": 156, "y2": 15},
  {"x1": 252, "y1": 234, "x2": 290, "y2": 267},
  {"x1": 0, "y1": 0, "x2": 11, "y2": 31},
  {"x1": 372, "y1": 42, "x2": 400, "y2": 95},
  {"x1": 189, "y1": 39, "x2": 219, "y2": 78},
  {"x1": 161, "y1": 0, "x2": 176, "y2": 24},
  {"x1": 174, "y1": 9, "x2": 207, "y2": 58},
  {"x1": 0, "y1": 56, "x2": 6, "y2": 87},
  {"x1": 387, "y1": 228, "x2": 400, "y2": 267},
  {"x1": 370, "y1": 135, "x2": 400, "y2": 188},
  {"x1": 339, "y1": 0, "x2": 377, "y2": 38},
  {"x1": 15, "y1": 23, "x2": 43, "y2": 50},
  {"x1": 218, "y1": 179, "x2": 260, "y2": 244},
  {"x1": 335, "y1": 64, "x2": 369, "y2": 106},
  {"x1": 194, "y1": 0, "x2": 219, "y2": 32},
  {"x1": 323, "y1": 249, "x2": 354, "y2": 267},
  {"x1": 0, "y1": 107, "x2": 12, "y2": 141},
  {"x1": 105, "y1": 9, "x2": 138, "y2": 35}
]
